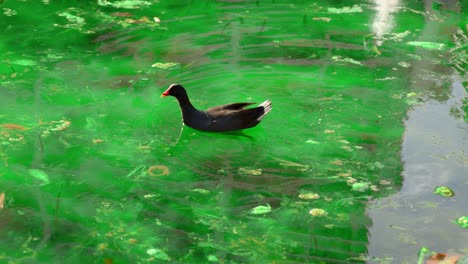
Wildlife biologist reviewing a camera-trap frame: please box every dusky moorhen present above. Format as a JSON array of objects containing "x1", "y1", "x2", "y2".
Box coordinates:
[{"x1": 161, "y1": 84, "x2": 272, "y2": 132}]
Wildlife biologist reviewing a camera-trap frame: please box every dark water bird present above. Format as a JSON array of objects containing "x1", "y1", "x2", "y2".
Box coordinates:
[{"x1": 161, "y1": 84, "x2": 272, "y2": 132}]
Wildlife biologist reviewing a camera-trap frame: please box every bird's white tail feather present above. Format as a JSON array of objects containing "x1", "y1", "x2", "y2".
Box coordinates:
[{"x1": 256, "y1": 100, "x2": 272, "y2": 121}]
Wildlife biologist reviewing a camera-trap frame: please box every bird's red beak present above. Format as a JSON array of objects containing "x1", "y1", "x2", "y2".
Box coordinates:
[{"x1": 161, "y1": 89, "x2": 170, "y2": 97}]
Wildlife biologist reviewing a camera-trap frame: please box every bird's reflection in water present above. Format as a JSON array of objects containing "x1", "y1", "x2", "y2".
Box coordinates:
[{"x1": 170, "y1": 131, "x2": 317, "y2": 215}]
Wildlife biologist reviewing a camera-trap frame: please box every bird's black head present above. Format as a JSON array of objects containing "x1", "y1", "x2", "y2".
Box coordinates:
[{"x1": 161, "y1": 84, "x2": 187, "y2": 98}]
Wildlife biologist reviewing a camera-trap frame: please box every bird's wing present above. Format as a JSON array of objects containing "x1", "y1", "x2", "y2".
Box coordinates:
[
  {"x1": 206, "y1": 107, "x2": 262, "y2": 127},
  {"x1": 206, "y1": 102, "x2": 256, "y2": 112}
]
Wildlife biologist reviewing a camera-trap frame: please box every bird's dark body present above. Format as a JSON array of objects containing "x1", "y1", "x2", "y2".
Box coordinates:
[{"x1": 161, "y1": 84, "x2": 272, "y2": 132}]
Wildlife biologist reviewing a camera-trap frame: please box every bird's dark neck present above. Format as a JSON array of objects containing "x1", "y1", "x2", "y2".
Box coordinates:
[{"x1": 175, "y1": 95, "x2": 196, "y2": 113}]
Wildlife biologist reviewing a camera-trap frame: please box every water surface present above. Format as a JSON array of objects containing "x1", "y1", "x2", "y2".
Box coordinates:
[{"x1": 0, "y1": 0, "x2": 466, "y2": 263}]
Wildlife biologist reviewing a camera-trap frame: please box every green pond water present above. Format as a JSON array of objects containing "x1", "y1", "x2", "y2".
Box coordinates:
[{"x1": 0, "y1": 1, "x2": 467, "y2": 263}]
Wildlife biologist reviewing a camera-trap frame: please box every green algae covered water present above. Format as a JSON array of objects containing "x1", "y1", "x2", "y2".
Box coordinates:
[{"x1": 0, "y1": 1, "x2": 466, "y2": 263}]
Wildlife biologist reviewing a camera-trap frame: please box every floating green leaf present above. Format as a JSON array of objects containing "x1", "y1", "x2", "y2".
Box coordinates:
[
  {"x1": 58, "y1": 12, "x2": 85, "y2": 25},
  {"x1": 151, "y1": 62, "x2": 180, "y2": 70},
  {"x1": 327, "y1": 5, "x2": 363, "y2": 14},
  {"x1": 146, "y1": 248, "x2": 170, "y2": 261},
  {"x1": 367, "y1": 161, "x2": 384, "y2": 171},
  {"x1": 46, "y1": 53, "x2": 64, "y2": 60},
  {"x1": 3, "y1": 8, "x2": 17, "y2": 16},
  {"x1": 433, "y1": 186, "x2": 455, "y2": 197},
  {"x1": 98, "y1": 0, "x2": 152, "y2": 9},
  {"x1": 249, "y1": 204, "x2": 271, "y2": 215},
  {"x1": 238, "y1": 167, "x2": 262, "y2": 175},
  {"x1": 398, "y1": 61, "x2": 411, "y2": 68},
  {"x1": 28, "y1": 169, "x2": 50, "y2": 186},
  {"x1": 207, "y1": 255, "x2": 219, "y2": 262},
  {"x1": 406, "y1": 41, "x2": 445, "y2": 50},
  {"x1": 417, "y1": 247, "x2": 431, "y2": 264},
  {"x1": 352, "y1": 182, "x2": 370, "y2": 192},
  {"x1": 332, "y1": 56, "x2": 362, "y2": 65},
  {"x1": 191, "y1": 188, "x2": 210, "y2": 194},
  {"x1": 309, "y1": 208, "x2": 328, "y2": 217},
  {"x1": 10, "y1": 59, "x2": 37, "y2": 66},
  {"x1": 299, "y1": 192, "x2": 320, "y2": 200},
  {"x1": 392, "y1": 31, "x2": 411, "y2": 40},
  {"x1": 456, "y1": 216, "x2": 468, "y2": 229}
]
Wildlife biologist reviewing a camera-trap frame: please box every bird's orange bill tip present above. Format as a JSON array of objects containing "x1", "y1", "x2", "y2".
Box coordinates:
[{"x1": 161, "y1": 89, "x2": 170, "y2": 97}]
